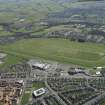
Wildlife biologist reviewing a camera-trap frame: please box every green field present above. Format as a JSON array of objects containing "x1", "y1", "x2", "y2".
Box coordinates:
[
  {"x1": 32, "y1": 82, "x2": 46, "y2": 89},
  {"x1": 20, "y1": 92, "x2": 30, "y2": 105},
  {"x1": 0, "y1": 54, "x2": 25, "y2": 69},
  {"x1": 0, "y1": 38, "x2": 105, "y2": 68},
  {"x1": 101, "y1": 103, "x2": 105, "y2": 105}
]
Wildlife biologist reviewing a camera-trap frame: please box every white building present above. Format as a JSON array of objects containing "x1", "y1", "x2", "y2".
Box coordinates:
[
  {"x1": 97, "y1": 67, "x2": 103, "y2": 69},
  {"x1": 33, "y1": 88, "x2": 46, "y2": 97},
  {"x1": 19, "y1": 19, "x2": 25, "y2": 22},
  {"x1": 0, "y1": 61, "x2": 3, "y2": 64},
  {"x1": 0, "y1": 53, "x2": 7, "y2": 59},
  {"x1": 96, "y1": 71, "x2": 101, "y2": 75},
  {"x1": 32, "y1": 63, "x2": 45, "y2": 69},
  {"x1": 28, "y1": 60, "x2": 50, "y2": 70},
  {"x1": 0, "y1": 53, "x2": 7, "y2": 65}
]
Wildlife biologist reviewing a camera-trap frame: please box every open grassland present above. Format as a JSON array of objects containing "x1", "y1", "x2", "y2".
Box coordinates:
[
  {"x1": 0, "y1": 38, "x2": 105, "y2": 68},
  {"x1": 0, "y1": 54, "x2": 25, "y2": 69},
  {"x1": 20, "y1": 92, "x2": 30, "y2": 105},
  {"x1": 33, "y1": 82, "x2": 46, "y2": 89}
]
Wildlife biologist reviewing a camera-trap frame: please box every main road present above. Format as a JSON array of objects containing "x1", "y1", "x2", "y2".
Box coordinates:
[{"x1": 44, "y1": 62, "x2": 68, "y2": 105}]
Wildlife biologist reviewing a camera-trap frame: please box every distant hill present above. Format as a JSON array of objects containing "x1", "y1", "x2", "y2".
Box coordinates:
[
  {"x1": 0, "y1": 0, "x2": 79, "y2": 24},
  {"x1": 52, "y1": 0, "x2": 78, "y2": 4},
  {"x1": 79, "y1": 0, "x2": 103, "y2": 2},
  {"x1": 0, "y1": 0, "x2": 65, "y2": 23}
]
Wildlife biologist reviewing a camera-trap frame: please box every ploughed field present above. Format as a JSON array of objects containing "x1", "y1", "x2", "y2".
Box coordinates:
[{"x1": 1, "y1": 38, "x2": 105, "y2": 67}]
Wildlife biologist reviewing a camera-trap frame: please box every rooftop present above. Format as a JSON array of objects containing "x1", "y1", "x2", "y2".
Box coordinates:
[
  {"x1": 28, "y1": 59, "x2": 50, "y2": 70},
  {"x1": 33, "y1": 88, "x2": 46, "y2": 97},
  {"x1": 0, "y1": 53, "x2": 7, "y2": 59}
]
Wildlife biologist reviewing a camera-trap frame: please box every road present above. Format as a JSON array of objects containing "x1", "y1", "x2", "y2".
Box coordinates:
[
  {"x1": 44, "y1": 62, "x2": 68, "y2": 105},
  {"x1": 83, "y1": 92, "x2": 105, "y2": 105}
]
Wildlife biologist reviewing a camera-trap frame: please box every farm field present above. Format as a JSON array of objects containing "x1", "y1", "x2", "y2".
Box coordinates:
[{"x1": 0, "y1": 38, "x2": 105, "y2": 68}]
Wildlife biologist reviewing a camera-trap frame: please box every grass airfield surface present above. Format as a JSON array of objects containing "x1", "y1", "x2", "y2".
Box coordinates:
[{"x1": 0, "y1": 38, "x2": 105, "y2": 68}]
